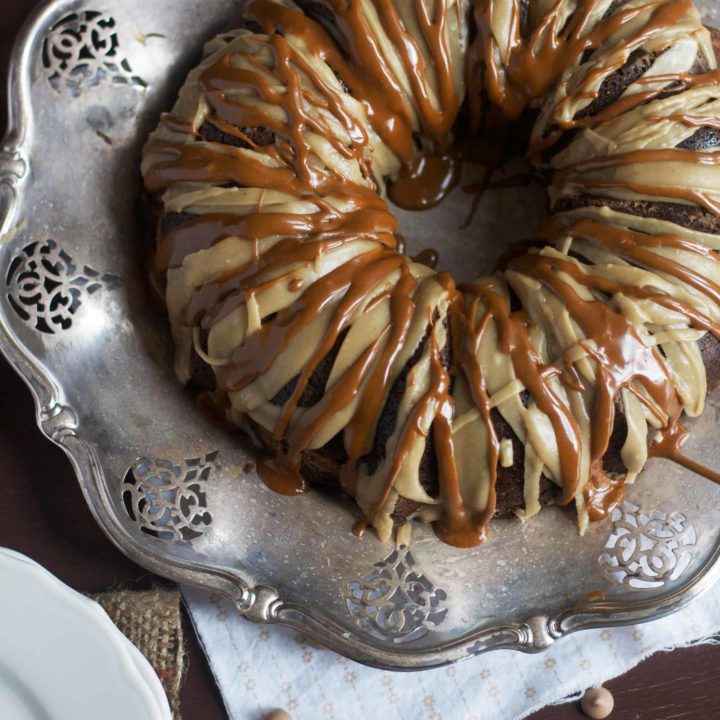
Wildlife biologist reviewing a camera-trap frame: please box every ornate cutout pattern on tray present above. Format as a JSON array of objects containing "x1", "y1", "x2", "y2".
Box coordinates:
[
  {"x1": 5, "y1": 239, "x2": 120, "y2": 334},
  {"x1": 344, "y1": 546, "x2": 448, "y2": 644},
  {"x1": 42, "y1": 10, "x2": 146, "y2": 95},
  {"x1": 122, "y1": 453, "x2": 218, "y2": 541},
  {"x1": 599, "y1": 502, "x2": 697, "y2": 589}
]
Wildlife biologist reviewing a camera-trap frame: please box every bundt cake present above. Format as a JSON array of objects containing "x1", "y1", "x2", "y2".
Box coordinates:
[{"x1": 142, "y1": 0, "x2": 720, "y2": 548}]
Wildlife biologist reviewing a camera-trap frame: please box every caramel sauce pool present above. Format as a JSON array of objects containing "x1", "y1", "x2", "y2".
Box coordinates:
[{"x1": 388, "y1": 153, "x2": 461, "y2": 210}]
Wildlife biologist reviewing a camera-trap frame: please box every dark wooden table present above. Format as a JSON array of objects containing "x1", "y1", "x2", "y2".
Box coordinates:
[{"x1": 1, "y1": 3, "x2": 718, "y2": 719}]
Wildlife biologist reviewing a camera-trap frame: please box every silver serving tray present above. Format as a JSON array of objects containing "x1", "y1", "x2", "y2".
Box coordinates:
[{"x1": 2, "y1": 0, "x2": 719, "y2": 670}]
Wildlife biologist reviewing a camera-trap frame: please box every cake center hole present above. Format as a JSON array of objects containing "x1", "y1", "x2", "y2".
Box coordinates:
[{"x1": 389, "y1": 154, "x2": 547, "y2": 283}]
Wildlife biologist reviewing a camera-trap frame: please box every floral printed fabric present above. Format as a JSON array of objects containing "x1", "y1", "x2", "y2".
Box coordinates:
[{"x1": 183, "y1": 582, "x2": 719, "y2": 719}]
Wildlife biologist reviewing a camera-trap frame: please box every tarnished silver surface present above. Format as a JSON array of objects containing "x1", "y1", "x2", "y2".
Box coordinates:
[{"x1": 1, "y1": 0, "x2": 719, "y2": 670}]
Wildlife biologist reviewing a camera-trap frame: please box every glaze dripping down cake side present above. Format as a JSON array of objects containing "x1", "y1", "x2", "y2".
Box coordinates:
[{"x1": 142, "y1": 0, "x2": 720, "y2": 548}]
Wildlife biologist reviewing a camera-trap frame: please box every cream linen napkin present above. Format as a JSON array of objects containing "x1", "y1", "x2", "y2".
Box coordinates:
[{"x1": 182, "y1": 580, "x2": 719, "y2": 720}]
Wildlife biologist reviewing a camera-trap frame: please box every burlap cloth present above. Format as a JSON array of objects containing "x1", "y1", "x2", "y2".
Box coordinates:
[{"x1": 92, "y1": 587, "x2": 185, "y2": 719}]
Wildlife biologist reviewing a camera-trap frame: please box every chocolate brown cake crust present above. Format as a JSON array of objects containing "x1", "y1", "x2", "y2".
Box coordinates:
[
  {"x1": 677, "y1": 126, "x2": 720, "y2": 151},
  {"x1": 198, "y1": 122, "x2": 275, "y2": 150},
  {"x1": 574, "y1": 49, "x2": 658, "y2": 121},
  {"x1": 554, "y1": 196, "x2": 720, "y2": 236}
]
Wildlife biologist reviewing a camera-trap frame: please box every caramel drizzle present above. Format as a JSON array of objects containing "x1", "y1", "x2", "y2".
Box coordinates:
[
  {"x1": 471, "y1": 0, "x2": 698, "y2": 120},
  {"x1": 649, "y1": 422, "x2": 720, "y2": 484},
  {"x1": 347, "y1": 332, "x2": 449, "y2": 529},
  {"x1": 270, "y1": 252, "x2": 405, "y2": 440},
  {"x1": 537, "y1": 1, "x2": 710, "y2": 152},
  {"x1": 155, "y1": 202, "x2": 396, "y2": 274},
  {"x1": 661, "y1": 113, "x2": 720, "y2": 131},
  {"x1": 214, "y1": 249, "x2": 394, "y2": 391},
  {"x1": 343, "y1": 267, "x2": 418, "y2": 459},
  {"x1": 448, "y1": 293, "x2": 500, "y2": 541},
  {"x1": 555, "y1": 148, "x2": 720, "y2": 216},
  {"x1": 388, "y1": 152, "x2": 462, "y2": 210},
  {"x1": 510, "y1": 251, "x2": 688, "y2": 518},
  {"x1": 322, "y1": 0, "x2": 465, "y2": 206},
  {"x1": 541, "y1": 217, "x2": 720, "y2": 308},
  {"x1": 527, "y1": 214, "x2": 720, "y2": 509},
  {"x1": 200, "y1": 53, "x2": 364, "y2": 192},
  {"x1": 461, "y1": 282, "x2": 583, "y2": 505},
  {"x1": 370, "y1": 0, "x2": 461, "y2": 141},
  {"x1": 531, "y1": 73, "x2": 720, "y2": 159},
  {"x1": 144, "y1": 140, "x2": 302, "y2": 196}
]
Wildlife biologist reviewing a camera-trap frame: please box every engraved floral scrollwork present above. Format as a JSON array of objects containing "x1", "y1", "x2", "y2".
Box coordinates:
[
  {"x1": 343, "y1": 545, "x2": 448, "y2": 644},
  {"x1": 42, "y1": 11, "x2": 146, "y2": 95},
  {"x1": 123, "y1": 453, "x2": 218, "y2": 541},
  {"x1": 599, "y1": 502, "x2": 697, "y2": 589},
  {"x1": 5, "y1": 239, "x2": 120, "y2": 335}
]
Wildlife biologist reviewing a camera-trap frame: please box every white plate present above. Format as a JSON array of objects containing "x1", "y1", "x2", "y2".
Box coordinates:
[{"x1": 0, "y1": 548, "x2": 172, "y2": 720}]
